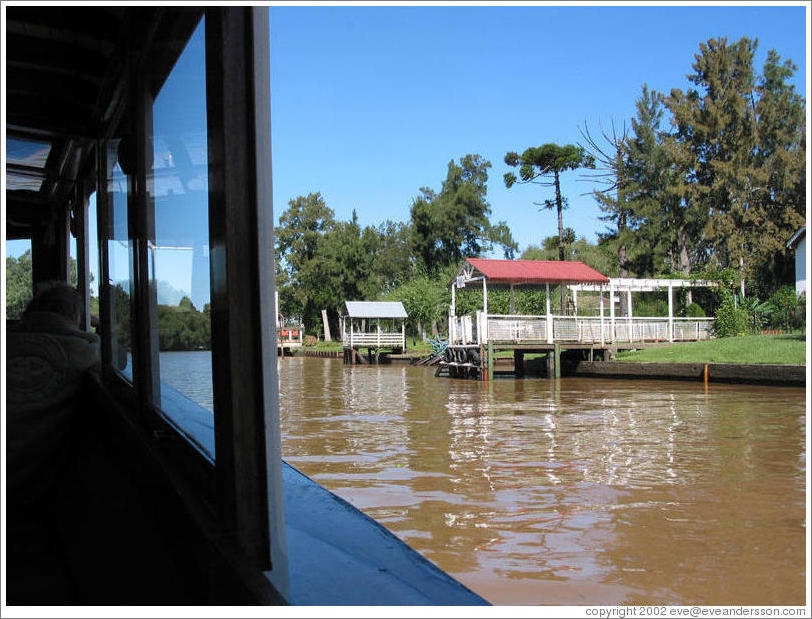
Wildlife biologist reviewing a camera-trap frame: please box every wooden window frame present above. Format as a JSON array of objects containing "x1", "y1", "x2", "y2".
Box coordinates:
[{"x1": 91, "y1": 6, "x2": 285, "y2": 593}]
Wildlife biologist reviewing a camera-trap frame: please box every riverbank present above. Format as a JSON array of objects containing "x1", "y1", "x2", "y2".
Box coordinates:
[{"x1": 573, "y1": 360, "x2": 805, "y2": 386}]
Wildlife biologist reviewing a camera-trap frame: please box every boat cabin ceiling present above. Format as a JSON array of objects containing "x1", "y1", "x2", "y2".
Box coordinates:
[{"x1": 6, "y1": 7, "x2": 198, "y2": 245}]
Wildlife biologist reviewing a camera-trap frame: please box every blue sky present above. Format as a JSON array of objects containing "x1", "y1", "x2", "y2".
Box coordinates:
[
  {"x1": 6, "y1": 3, "x2": 807, "y2": 278},
  {"x1": 268, "y1": 3, "x2": 807, "y2": 254}
]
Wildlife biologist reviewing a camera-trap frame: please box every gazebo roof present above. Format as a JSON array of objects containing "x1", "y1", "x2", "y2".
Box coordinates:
[
  {"x1": 459, "y1": 258, "x2": 610, "y2": 286},
  {"x1": 344, "y1": 301, "x2": 408, "y2": 319}
]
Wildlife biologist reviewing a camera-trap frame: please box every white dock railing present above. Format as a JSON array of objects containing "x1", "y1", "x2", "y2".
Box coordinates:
[
  {"x1": 449, "y1": 313, "x2": 714, "y2": 345},
  {"x1": 343, "y1": 332, "x2": 405, "y2": 348}
]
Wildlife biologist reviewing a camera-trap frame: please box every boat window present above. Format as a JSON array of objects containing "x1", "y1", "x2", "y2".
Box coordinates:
[
  {"x1": 149, "y1": 18, "x2": 215, "y2": 457},
  {"x1": 69, "y1": 228, "x2": 78, "y2": 287},
  {"x1": 106, "y1": 140, "x2": 135, "y2": 381},
  {"x1": 88, "y1": 192, "x2": 100, "y2": 323},
  {"x1": 5, "y1": 239, "x2": 33, "y2": 320}
]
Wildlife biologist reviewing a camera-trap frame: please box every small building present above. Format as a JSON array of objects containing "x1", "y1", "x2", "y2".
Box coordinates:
[
  {"x1": 342, "y1": 301, "x2": 408, "y2": 363},
  {"x1": 787, "y1": 226, "x2": 806, "y2": 296}
]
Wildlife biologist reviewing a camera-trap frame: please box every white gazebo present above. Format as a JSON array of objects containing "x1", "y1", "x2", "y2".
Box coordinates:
[{"x1": 342, "y1": 301, "x2": 408, "y2": 355}]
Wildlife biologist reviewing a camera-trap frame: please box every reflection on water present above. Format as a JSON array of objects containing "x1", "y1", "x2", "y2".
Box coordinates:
[{"x1": 277, "y1": 356, "x2": 806, "y2": 606}]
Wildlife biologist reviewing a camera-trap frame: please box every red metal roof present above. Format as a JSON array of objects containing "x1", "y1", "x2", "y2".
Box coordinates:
[{"x1": 466, "y1": 258, "x2": 609, "y2": 285}]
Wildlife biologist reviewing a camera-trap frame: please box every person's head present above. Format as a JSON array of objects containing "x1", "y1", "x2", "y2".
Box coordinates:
[{"x1": 25, "y1": 281, "x2": 83, "y2": 326}]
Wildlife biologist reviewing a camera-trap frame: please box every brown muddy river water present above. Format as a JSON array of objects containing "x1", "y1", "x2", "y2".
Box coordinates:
[{"x1": 277, "y1": 356, "x2": 806, "y2": 606}]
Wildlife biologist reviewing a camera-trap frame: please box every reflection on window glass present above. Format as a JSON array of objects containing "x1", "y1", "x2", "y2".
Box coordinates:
[
  {"x1": 5, "y1": 239, "x2": 32, "y2": 320},
  {"x1": 88, "y1": 193, "x2": 100, "y2": 324},
  {"x1": 107, "y1": 141, "x2": 134, "y2": 380},
  {"x1": 150, "y1": 18, "x2": 214, "y2": 456}
]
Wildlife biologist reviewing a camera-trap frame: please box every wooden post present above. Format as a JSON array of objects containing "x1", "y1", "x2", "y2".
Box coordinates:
[
  {"x1": 509, "y1": 284, "x2": 515, "y2": 314},
  {"x1": 514, "y1": 350, "x2": 524, "y2": 377},
  {"x1": 350, "y1": 319, "x2": 354, "y2": 349},
  {"x1": 667, "y1": 283, "x2": 674, "y2": 342},
  {"x1": 482, "y1": 277, "x2": 488, "y2": 317},
  {"x1": 573, "y1": 289, "x2": 578, "y2": 317},
  {"x1": 451, "y1": 281, "x2": 456, "y2": 317},
  {"x1": 627, "y1": 288, "x2": 633, "y2": 342},
  {"x1": 609, "y1": 281, "x2": 615, "y2": 343},
  {"x1": 599, "y1": 285, "x2": 605, "y2": 347},
  {"x1": 322, "y1": 309, "x2": 332, "y2": 341},
  {"x1": 487, "y1": 341, "x2": 494, "y2": 382},
  {"x1": 545, "y1": 283, "x2": 553, "y2": 343},
  {"x1": 554, "y1": 344, "x2": 561, "y2": 379}
]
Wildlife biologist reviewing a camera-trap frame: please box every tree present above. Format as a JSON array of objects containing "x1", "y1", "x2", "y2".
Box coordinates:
[
  {"x1": 579, "y1": 120, "x2": 634, "y2": 283},
  {"x1": 504, "y1": 143, "x2": 595, "y2": 263},
  {"x1": 6, "y1": 249, "x2": 33, "y2": 319},
  {"x1": 409, "y1": 154, "x2": 517, "y2": 275},
  {"x1": 748, "y1": 50, "x2": 806, "y2": 296},
  {"x1": 624, "y1": 84, "x2": 708, "y2": 278},
  {"x1": 663, "y1": 37, "x2": 805, "y2": 296},
  {"x1": 367, "y1": 220, "x2": 413, "y2": 295},
  {"x1": 275, "y1": 192, "x2": 336, "y2": 332}
]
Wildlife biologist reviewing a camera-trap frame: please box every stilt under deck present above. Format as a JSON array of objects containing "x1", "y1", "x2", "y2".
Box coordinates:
[{"x1": 437, "y1": 338, "x2": 708, "y2": 381}]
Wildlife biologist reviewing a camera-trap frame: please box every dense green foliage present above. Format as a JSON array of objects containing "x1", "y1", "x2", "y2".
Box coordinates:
[
  {"x1": 594, "y1": 38, "x2": 805, "y2": 294},
  {"x1": 712, "y1": 291, "x2": 749, "y2": 337},
  {"x1": 615, "y1": 334, "x2": 805, "y2": 365},
  {"x1": 275, "y1": 154, "x2": 517, "y2": 336},
  {"x1": 6, "y1": 250, "x2": 33, "y2": 319}
]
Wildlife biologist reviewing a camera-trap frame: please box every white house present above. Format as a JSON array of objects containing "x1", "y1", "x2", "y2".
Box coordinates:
[{"x1": 787, "y1": 226, "x2": 806, "y2": 296}]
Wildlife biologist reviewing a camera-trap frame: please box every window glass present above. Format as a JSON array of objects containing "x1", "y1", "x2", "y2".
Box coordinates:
[
  {"x1": 69, "y1": 229, "x2": 78, "y2": 288},
  {"x1": 107, "y1": 141, "x2": 135, "y2": 380},
  {"x1": 149, "y1": 18, "x2": 214, "y2": 457},
  {"x1": 5, "y1": 239, "x2": 33, "y2": 319},
  {"x1": 88, "y1": 192, "x2": 100, "y2": 325}
]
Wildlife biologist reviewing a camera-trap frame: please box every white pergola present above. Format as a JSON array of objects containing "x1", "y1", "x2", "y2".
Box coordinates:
[{"x1": 568, "y1": 277, "x2": 716, "y2": 342}]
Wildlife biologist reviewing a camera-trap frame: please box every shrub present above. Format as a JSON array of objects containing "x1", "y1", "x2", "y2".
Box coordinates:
[
  {"x1": 685, "y1": 302, "x2": 706, "y2": 318},
  {"x1": 713, "y1": 292, "x2": 748, "y2": 337},
  {"x1": 740, "y1": 296, "x2": 771, "y2": 334},
  {"x1": 635, "y1": 298, "x2": 669, "y2": 317},
  {"x1": 304, "y1": 335, "x2": 318, "y2": 347},
  {"x1": 766, "y1": 286, "x2": 800, "y2": 331}
]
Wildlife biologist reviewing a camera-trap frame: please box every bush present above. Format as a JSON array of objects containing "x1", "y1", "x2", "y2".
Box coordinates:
[
  {"x1": 634, "y1": 297, "x2": 669, "y2": 317},
  {"x1": 685, "y1": 302, "x2": 706, "y2": 318},
  {"x1": 713, "y1": 292, "x2": 748, "y2": 337},
  {"x1": 304, "y1": 335, "x2": 318, "y2": 346},
  {"x1": 766, "y1": 286, "x2": 801, "y2": 331}
]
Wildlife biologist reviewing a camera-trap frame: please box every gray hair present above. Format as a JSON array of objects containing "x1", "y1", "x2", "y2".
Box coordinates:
[{"x1": 25, "y1": 281, "x2": 83, "y2": 324}]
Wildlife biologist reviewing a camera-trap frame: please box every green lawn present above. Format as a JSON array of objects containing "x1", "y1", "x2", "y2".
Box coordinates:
[{"x1": 614, "y1": 334, "x2": 806, "y2": 365}]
